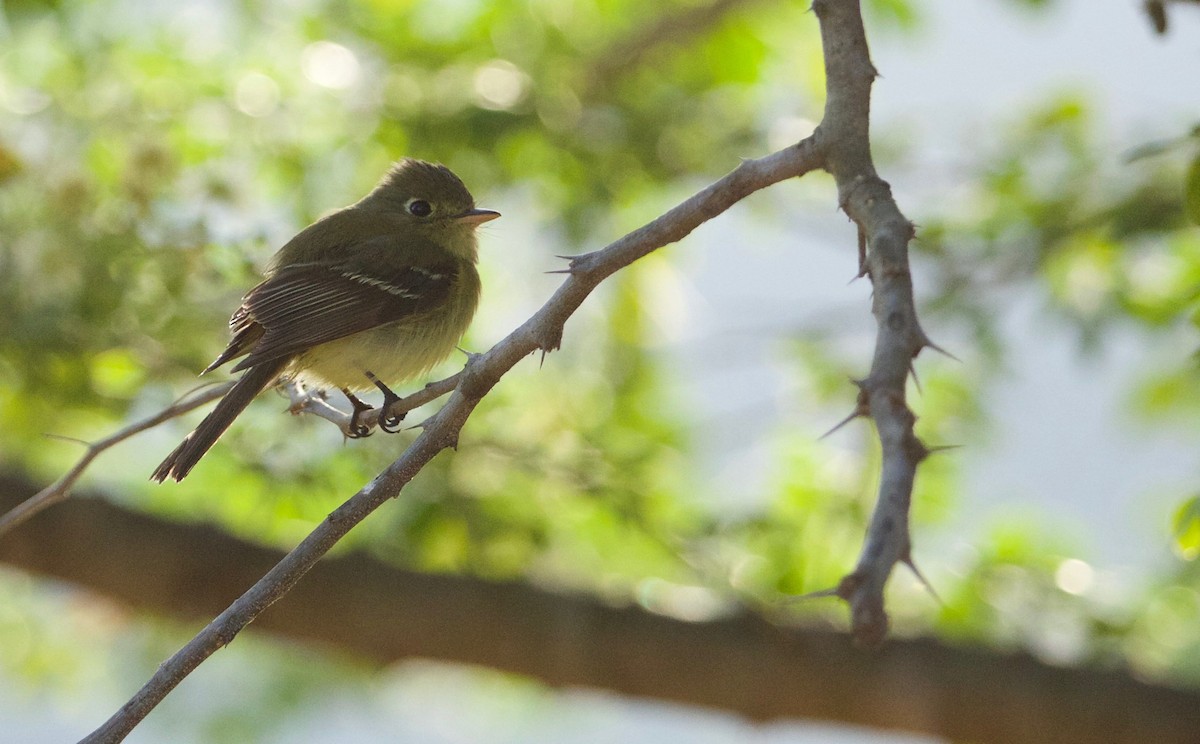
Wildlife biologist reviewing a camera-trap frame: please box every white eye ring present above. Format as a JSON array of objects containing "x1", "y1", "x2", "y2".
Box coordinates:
[{"x1": 406, "y1": 198, "x2": 432, "y2": 217}]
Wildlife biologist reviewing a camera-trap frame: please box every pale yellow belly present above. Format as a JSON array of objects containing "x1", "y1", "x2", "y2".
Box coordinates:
[
  {"x1": 291, "y1": 321, "x2": 459, "y2": 391},
  {"x1": 290, "y1": 271, "x2": 480, "y2": 391}
]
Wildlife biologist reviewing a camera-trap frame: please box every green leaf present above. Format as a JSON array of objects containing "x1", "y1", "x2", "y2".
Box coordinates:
[
  {"x1": 1185, "y1": 154, "x2": 1200, "y2": 226},
  {"x1": 1173, "y1": 496, "x2": 1200, "y2": 560}
]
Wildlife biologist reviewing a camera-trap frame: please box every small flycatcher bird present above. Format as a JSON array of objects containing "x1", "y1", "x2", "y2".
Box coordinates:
[{"x1": 151, "y1": 159, "x2": 498, "y2": 482}]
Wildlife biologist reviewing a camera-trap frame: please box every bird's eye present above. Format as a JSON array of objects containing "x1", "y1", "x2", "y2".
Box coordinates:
[{"x1": 407, "y1": 199, "x2": 432, "y2": 217}]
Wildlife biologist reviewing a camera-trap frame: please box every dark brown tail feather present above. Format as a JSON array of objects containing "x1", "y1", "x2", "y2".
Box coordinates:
[{"x1": 151, "y1": 360, "x2": 288, "y2": 482}]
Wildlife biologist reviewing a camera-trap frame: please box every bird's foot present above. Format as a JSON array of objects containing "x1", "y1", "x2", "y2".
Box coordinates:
[
  {"x1": 342, "y1": 389, "x2": 374, "y2": 438},
  {"x1": 365, "y1": 371, "x2": 406, "y2": 433}
]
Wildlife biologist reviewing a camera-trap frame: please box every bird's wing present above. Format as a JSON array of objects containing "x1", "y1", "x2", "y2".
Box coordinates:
[{"x1": 211, "y1": 257, "x2": 457, "y2": 373}]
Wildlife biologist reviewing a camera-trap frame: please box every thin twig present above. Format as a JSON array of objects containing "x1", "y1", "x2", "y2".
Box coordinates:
[
  {"x1": 0, "y1": 367, "x2": 463, "y2": 539},
  {"x1": 0, "y1": 382, "x2": 234, "y2": 539},
  {"x1": 283, "y1": 373, "x2": 462, "y2": 435}
]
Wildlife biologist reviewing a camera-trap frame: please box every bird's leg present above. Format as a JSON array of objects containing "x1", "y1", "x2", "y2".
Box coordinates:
[
  {"x1": 341, "y1": 389, "x2": 374, "y2": 438},
  {"x1": 365, "y1": 371, "x2": 405, "y2": 433}
]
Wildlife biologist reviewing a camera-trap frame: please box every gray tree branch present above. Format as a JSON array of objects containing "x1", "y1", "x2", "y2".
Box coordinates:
[
  {"x1": 806, "y1": 0, "x2": 931, "y2": 646},
  {"x1": 73, "y1": 0, "x2": 930, "y2": 737}
]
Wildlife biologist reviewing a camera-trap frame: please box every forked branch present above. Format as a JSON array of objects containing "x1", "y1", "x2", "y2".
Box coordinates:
[{"x1": 81, "y1": 1, "x2": 930, "y2": 738}]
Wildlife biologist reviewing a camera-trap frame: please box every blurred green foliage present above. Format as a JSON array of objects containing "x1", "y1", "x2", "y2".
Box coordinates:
[
  {"x1": 1186, "y1": 148, "x2": 1200, "y2": 226},
  {"x1": 1, "y1": 0, "x2": 1199, "y2": 737},
  {"x1": 1175, "y1": 496, "x2": 1200, "y2": 560}
]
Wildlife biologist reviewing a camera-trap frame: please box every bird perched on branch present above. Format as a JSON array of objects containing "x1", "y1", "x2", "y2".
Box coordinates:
[{"x1": 152, "y1": 159, "x2": 498, "y2": 482}]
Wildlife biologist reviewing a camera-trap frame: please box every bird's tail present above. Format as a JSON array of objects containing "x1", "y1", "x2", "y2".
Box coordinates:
[{"x1": 151, "y1": 360, "x2": 287, "y2": 482}]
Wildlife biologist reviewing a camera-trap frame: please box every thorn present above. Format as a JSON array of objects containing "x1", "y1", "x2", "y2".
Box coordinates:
[
  {"x1": 42, "y1": 432, "x2": 90, "y2": 447},
  {"x1": 901, "y1": 554, "x2": 944, "y2": 607},
  {"x1": 411, "y1": 413, "x2": 438, "y2": 433},
  {"x1": 457, "y1": 347, "x2": 485, "y2": 368},
  {"x1": 905, "y1": 436, "x2": 931, "y2": 464},
  {"x1": 922, "y1": 338, "x2": 961, "y2": 363},
  {"x1": 834, "y1": 572, "x2": 864, "y2": 600},
  {"x1": 819, "y1": 409, "x2": 862, "y2": 440},
  {"x1": 909, "y1": 362, "x2": 922, "y2": 395},
  {"x1": 557, "y1": 253, "x2": 595, "y2": 275},
  {"x1": 532, "y1": 324, "x2": 563, "y2": 362},
  {"x1": 784, "y1": 586, "x2": 840, "y2": 604},
  {"x1": 925, "y1": 444, "x2": 963, "y2": 456}
]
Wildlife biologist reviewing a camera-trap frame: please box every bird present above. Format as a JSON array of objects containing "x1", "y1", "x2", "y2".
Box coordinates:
[{"x1": 151, "y1": 158, "x2": 498, "y2": 482}]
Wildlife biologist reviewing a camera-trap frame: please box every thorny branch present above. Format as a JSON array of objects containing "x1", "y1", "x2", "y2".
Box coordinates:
[
  {"x1": 77, "y1": 0, "x2": 931, "y2": 738},
  {"x1": 806, "y1": 0, "x2": 934, "y2": 646}
]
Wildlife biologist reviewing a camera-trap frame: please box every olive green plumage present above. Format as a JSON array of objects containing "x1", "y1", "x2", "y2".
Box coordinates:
[{"x1": 152, "y1": 159, "x2": 498, "y2": 482}]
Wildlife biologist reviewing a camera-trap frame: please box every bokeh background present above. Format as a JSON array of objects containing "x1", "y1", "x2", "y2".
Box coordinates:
[{"x1": 1, "y1": 0, "x2": 1198, "y2": 741}]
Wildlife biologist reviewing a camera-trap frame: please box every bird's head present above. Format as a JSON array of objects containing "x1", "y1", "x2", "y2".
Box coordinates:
[{"x1": 364, "y1": 158, "x2": 499, "y2": 257}]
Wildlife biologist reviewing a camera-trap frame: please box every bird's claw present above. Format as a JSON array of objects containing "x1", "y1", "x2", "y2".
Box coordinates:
[
  {"x1": 366, "y1": 370, "x2": 406, "y2": 434},
  {"x1": 347, "y1": 417, "x2": 373, "y2": 439},
  {"x1": 379, "y1": 405, "x2": 406, "y2": 433},
  {"x1": 343, "y1": 389, "x2": 375, "y2": 439}
]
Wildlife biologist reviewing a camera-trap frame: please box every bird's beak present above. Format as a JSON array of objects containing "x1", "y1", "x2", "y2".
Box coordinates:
[{"x1": 455, "y1": 208, "x2": 501, "y2": 225}]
